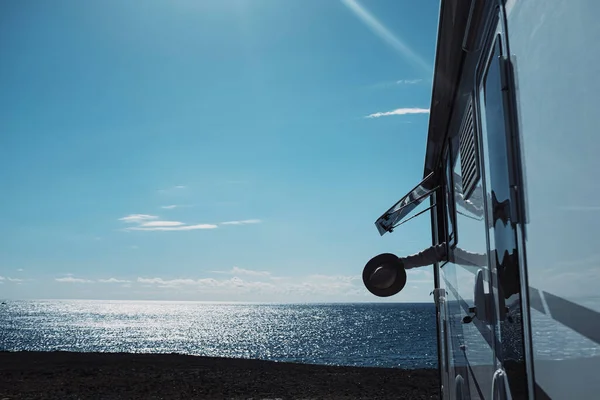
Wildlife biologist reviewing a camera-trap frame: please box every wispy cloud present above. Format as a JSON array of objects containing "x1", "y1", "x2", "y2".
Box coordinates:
[
  {"x1": 220, "y1": 219, "x2": 262, "y2": 225},
  {"x1": 55, "y1": 276, "x2": 130, "y2": 284},
  {"x1": 0, "y1": 276, "x2": 24, "y2": 282},
  {"x1": 17, "y1": 268, "x2": 24, "y2": 272},
  {"x1": 341, "y1": 0, "x2": 432, "y2": 72},
  {"x1": 119, "y1": 214, "x2": 261, "y2": 232},
  {"x1": 210, "y1": 266, "x2": 271, "y2": 277},
  {"x1": 396, "y1": 79, "x2": 422, "y2": 84},
  {"x1": 119, "y1": 213, "x2": 217, "y2": 232},
  {"x1": 98, "y1": 278, "x2": 131, "y2": 284},
  {"x1": 55, "y1": 276, "x2": 93, "y2": 283},
  {"x1": 161, "y1": 204, "x2": 195, "y2": 209},
  {"x1": 366, "y1": 107, "x2": 430, "y2": 118},
  {"x1": 46, "y1": 270, "x2": 433, "y2": 301},
  {"x1": 127, "y1": 223, "x2": 218, "y2": 231},
  {"x1": 140, "y1": 221, "x2": 185, "y2": 227},
  {"x1": 369, "y1": 78, "x2": 425, "y2": 89},
  {"x1": 158, "y1": 185, "x2": 187, "y2": 193},
  {"x1": 119, "y1": 214, "x2": 158, "y2": 223},
  {"x1": 135, "y1": 274, "x2": 362, "y2": 297},
  {"x1": 137, "y1": 277, "x2": 220, "y2": 287}
]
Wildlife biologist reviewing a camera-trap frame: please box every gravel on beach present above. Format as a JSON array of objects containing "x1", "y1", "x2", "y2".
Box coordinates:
[{"x1": 0, "y1": 351, "x2": 440, "y2": 399}]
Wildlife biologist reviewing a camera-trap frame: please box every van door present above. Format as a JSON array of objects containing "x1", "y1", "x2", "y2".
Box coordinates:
[{"x1": 476, "y1": 18, "x2": 532, "y2": 400}]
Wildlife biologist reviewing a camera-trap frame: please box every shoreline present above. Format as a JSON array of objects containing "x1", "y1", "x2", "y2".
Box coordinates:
[{"x1": 0, "y1": 351, "x2": 440, "y2": 399}]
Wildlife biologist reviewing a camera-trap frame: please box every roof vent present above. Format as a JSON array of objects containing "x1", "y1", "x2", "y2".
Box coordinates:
[{"x1": 458, "y1": 97, "x2": 480, "y2": 200}]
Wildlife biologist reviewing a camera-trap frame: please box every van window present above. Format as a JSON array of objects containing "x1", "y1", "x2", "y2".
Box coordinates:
[{"x1": 445, "y1": 148, "x2": 457, "y2": 248}]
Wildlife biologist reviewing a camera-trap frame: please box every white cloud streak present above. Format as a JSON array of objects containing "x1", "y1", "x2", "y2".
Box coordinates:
[
  {"x1": 210, "y1": 267, "x2": 271, "y2": 277},
  {"x1": 220, "y1": 219, "x2": 262, "y2": 225},
  {"x1": 45, "y1": 270, "x2": 433, "y2": 301},
  {"x1": 119, "y1": 213, "x2": 219, "y2": 232},
  {"x1": 341, "y1": 0, "x2": 432, "y2": 72},
  {"x1": 98, "y1": 278, "x2": 131, "y2": 284},
  {"x1": 161, "y1": 205, "x2": 178, "y2": 209},
  {"x1": 366, "y1": 107, "x2": 430, "y2": 118},
  {"x1": 119, "y1": 213, "x2": 261, "y2": 232},
  {"x1": 140, "y1": 221, "x2": 185, "y2": 227},
  {"x1": 55, "y1": 276, "x2": 93, "y2": 283},
  {"x1": 137, "y1": 277, "x2": 221, "y2": 287},
  {"x1": 55, "y1": 277, "x2": 131, "y2": 284},
  {"x1": 0, "y1": 276, "x2": 25, "y2": 282},
  {"x1": 135, "y1": 274, "x2": 363, "y2": 297},
  {"x1": 158, "y1": 185, "x2": 187, "y2": 193},
  {"x1": 127, "y1": 223, "x2": 218, "y2": 231},
  {"x1": 119, "y1": 214, "x2": 158, "y2": 223},
  {"x1": 396, "y1": 79, "x2": 422, "y2": 84}
]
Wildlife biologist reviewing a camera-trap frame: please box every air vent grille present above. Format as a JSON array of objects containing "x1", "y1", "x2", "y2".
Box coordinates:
[{"x1": 459, "y1": 98, "x2": 479, "y2": 200}]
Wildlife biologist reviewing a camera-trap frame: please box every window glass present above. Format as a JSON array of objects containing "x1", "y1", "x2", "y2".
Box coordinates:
[{"x1": 445, "y1": 148, "x2": 456, "y2": 247}]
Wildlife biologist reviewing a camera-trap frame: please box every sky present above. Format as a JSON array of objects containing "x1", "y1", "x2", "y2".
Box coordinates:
[{"x1": 0, "y1": 0, "x2": 441, "y2": 302}]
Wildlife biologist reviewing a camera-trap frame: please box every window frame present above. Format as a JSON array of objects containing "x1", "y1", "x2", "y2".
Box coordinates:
[{"x1": 444, "y1": 143, "x2": 458, "y2": 251}]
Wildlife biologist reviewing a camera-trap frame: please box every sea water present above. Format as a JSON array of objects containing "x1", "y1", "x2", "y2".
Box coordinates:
[{"x1": 0, "y1": 300, "x2": 438, "y2": 369}]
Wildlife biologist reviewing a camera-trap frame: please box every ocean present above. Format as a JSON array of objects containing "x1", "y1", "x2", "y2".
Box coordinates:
[{"x1": 0, "y1": 300, "x2": 438, "y2": 369}]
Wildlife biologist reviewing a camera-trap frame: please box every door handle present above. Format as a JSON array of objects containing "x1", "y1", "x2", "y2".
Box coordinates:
[
  {"x1": 432, "y1": 288, "x2": 446, "y2": 306},
  {"x1": 491, "y1": 368, "x2": 513, "y2": 400}
]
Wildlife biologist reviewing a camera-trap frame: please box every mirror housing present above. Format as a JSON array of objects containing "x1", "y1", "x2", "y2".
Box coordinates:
[{"x1": 362, "y1": 253, "x2": 407, "y2": 297}]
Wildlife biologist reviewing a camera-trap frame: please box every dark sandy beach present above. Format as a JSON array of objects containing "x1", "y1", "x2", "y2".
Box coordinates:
[{"x1": 0, "y1": 351, "x2": 439, "y2": 399}]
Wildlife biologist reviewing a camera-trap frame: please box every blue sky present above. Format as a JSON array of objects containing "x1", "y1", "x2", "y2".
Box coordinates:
[{"x1": 0, "y1": 0, "x2": 440, "y2": 302}]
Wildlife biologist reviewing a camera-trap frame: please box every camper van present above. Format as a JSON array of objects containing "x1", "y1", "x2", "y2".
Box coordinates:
[{"x1": 364, "y1": 0, "x2": 600, "y2": 398}]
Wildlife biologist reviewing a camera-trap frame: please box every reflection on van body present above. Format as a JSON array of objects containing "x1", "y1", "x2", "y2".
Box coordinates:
[{"x1": 368, "y1": 0, "x2": 600, "y2": 398}]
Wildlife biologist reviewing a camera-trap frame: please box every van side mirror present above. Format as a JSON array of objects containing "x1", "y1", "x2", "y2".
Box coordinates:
[{"x1": 362, "y1": 253, "x2": 407, "y2": 297}]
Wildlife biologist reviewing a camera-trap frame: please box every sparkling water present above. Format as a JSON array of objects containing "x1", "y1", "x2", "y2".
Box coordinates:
[{"x1": 0, "y1": 300, "x2": 438, "y2": 369}]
